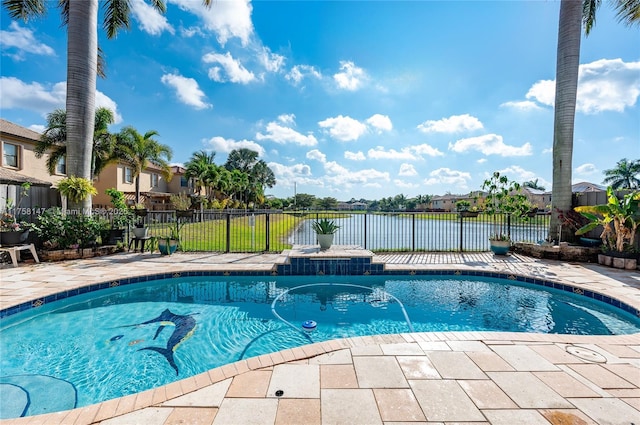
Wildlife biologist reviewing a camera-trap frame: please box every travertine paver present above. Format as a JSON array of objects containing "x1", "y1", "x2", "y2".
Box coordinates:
[
  {"x1": 396, "y1": 355, "x2": 441, "y2": 379},
  {"x1": 164, "y1": 407, "x2": 217, "y2": 425},
  {"x1": 409, "y1": 379, "x2": 485, "y2": 422},
  {"x1": 320, "y1": 389, "x2": 382, "y2": 425},
  {"x1": 267, "y1": 364, "x2": 320, "y2": 398},
  {"x1": 225, "y1": 370, "x2": 271, "y2": 398},
  {"x1": 487, "y1": 371, "x2": 574, "y2": 409},
  {"x1": 320, "y1": 364, "x2": 359, "y2": 388},
  {"x1": 274, "y1": 399, "x2": 320, "y2": 425},
  {"x1": 489, "y1": 345, "x2": 559, "y2": 371},
  {"x1": 482, "y1": 409, "x2": 554, "y2": 425},
  {"x1": 533, "y1": 371, "x2": 602, "y2": 398},
  {"x1": 457, "y1": 380, "x2": 518, "y2": 409},
  {"x1": 99, "y1": 407, "x2": 172, "y2": 425},
  {"x1": 162, "y1": 378, "x2": 231, "y2": 407},
  {"x1": 466, "y1": 351, "x2": 515, "y2": 372},
  {"x1": 427, "y1": 351, "x2": 488, "y2": 379},
  {"x1": 568, "y1": 364, "x2": 637, "y2": 389},
  {"x1": 352, "y1": 356, "x2": 409, "y2": 388},
  {"x1": 568, "y1": 398, "x2": 640, "y2": 425},
  {"x1": 212, "y1": 398, "x2": 278, "y2": 425},
  {"x1": 372, "y1": 388, "x2": 426, "y2": 422}
]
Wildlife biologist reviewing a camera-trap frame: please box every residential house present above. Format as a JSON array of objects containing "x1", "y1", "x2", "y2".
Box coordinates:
[{"x1": 0, "y1": 119, "x2": 62, "y2": 212}]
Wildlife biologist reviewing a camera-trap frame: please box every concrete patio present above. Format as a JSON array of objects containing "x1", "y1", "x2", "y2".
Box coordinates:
[{"x1": 1, "y1": 249, "x2": 639, "y2": 424}]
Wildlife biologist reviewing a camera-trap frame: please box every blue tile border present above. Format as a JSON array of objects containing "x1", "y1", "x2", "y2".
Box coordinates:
[{"x1": 1, "y1": 262, "x2": 639, "y2": 321}]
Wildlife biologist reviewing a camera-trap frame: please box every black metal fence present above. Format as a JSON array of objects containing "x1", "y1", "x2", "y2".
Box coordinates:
[{"x1": 138, "y1": 210, "x2": 550, "y2": 253}]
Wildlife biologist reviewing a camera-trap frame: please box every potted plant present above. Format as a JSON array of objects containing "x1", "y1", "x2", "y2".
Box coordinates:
[
  {"x1": 105, "y1": 188, "x2": 133, "y2": 244},
  {"x1": 171, "y1": 193, "x2": 193, "y2": 218},
  {"x1": 56, "y1": 176, "x2": 97, "y2": 215},
  {"x1": 574, "y1": 187, "x2": 639, "y2": 269},
  {"x1": 131, "y1": 202, "x2": 148, "y2": 217},
  {"x1": 312, "y1": 218, "x2": 340, "y2": 250},
  {"x1": 481, "y1": 172, "x2": 531, "y2": 255}
]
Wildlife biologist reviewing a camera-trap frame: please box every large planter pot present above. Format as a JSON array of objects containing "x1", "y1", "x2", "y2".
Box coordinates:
[
  {"x1": 489, "y1": 239, "x2": 510, "y2": 255},
  {"x1": 132, "y1": 227, "x2": 149, "y2": 238},
  {"x1": 158, "y1": 238, "x2": 178, "y2": 255},
  {"x1": 317, "y1": 234, "x2": 334, "y2": 250},
  {"x1": 0, "y1": 229, "x2": 29, "y2": 246}
]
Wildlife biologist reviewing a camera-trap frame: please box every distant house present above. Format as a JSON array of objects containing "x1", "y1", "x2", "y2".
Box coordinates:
[{"x1": 337, "y1": 201, "x2": 368, "y2": 211}]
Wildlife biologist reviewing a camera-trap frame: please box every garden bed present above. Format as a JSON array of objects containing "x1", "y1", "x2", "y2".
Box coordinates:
[{"x1": 513, "y1": 242, "x2": 600, "y2": 263}]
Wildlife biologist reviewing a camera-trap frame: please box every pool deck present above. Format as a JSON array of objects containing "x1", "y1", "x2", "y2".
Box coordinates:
[{"x1": 1, "y1": 247, "x2": 639, "y2": 424}]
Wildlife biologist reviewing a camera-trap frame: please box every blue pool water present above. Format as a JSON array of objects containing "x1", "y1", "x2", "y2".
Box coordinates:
[{"x1": 1, "y1": 274, "x2": 639, "y2": 419}]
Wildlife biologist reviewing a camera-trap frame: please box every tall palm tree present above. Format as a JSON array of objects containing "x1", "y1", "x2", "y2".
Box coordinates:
[
  {"x1": 3, "y1": 0, "x2": 212, "y2": 214},
  {"x1": 602, "y1": 158, "x2": 640, "y2": 189},
  {"x1": 117, "y1": 126, "x2": 173, "y2": 204},
  {"x1": 36, "y1": 107, "x2": 119, "y2": 178},
  {"x1": 523, "y1": 179, "x2": 546, "y2": 191},
  {"x1": 224, "y1": 148, "x2": 259, "y2": 173},
  {"x1": 549, "y1": 0, "x2": 639, "y2": 241}
]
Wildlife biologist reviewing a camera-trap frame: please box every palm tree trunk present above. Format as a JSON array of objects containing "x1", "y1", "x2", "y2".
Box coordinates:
[
  {"x1": 135, "y1": 176, "x2": 141, "y2": 204},
  {"x1": 549, "y1": 0, "x2": 582, "y2": 242},
  {"x1": 66, "y1": 0, "x2": 98, "y2": 215}
]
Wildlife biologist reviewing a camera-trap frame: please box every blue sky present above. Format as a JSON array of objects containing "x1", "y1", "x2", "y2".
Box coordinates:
[{"x1": 1, "y1": 0, "x2": 638, "y2": 200}]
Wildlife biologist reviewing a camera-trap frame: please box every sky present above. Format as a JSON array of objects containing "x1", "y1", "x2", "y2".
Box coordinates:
[{"x1": 1, "y1": 0, "x2": 639, "y2": 201}]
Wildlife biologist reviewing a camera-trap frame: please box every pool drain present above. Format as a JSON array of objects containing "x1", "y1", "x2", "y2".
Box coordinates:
[{"x1": 565, "y1": 345, "x2": 607, "y2": 363}]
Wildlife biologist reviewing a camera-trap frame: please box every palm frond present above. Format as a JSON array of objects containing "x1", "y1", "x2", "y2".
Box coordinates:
[{"x1": 3, "y1": 0, "x2": 47, "y2": 20}]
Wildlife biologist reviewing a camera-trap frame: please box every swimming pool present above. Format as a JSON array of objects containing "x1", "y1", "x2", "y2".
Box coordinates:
[{"x1": 1, "y1": 274, "x2": 639, "y2": 419}]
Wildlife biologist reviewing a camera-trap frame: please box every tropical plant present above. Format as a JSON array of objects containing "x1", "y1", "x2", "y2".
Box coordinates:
[
  {"x1": 56, "y1": 176, "x2": 98, "y2": 203},
  {"x1": 0, "y1": 182, "x2": 33, "y2": 232},
  {"x1": 185, "y1": 150, "x2": 217, "y2": 199},
  {"x1": 549, "y1": 0, "x2": 640, "y2": 242},
  {"x1": 523, "y1": 179, "x2": 545, "y2": 191},
  {"x1": 117, "y1": 126, "x2": 173, "y2": 203},
  {"x1": 455, "y1": 200, "x2": 471, "y2": 212},
  {"x1": 574, "y1": 187, "x2": 640, "y2": 253},
  {"x1": 170, "y1": 192, "x2": 192, "y2": 211},
  {"x1": 311, "y1": 218, "x2": 340, "y2": 235},
  {"x1": 105, "y1": 188, "x2": 133, "y2": 229},
  {"x1": 602, "y1": 158, "x2": 640, "y2": 189},
  {"x1": 36, "y1": 107, "x2": 119, "y2": 178},
  {"x1": 481, "y1": 172, "x2": 532, "y2": 240}
]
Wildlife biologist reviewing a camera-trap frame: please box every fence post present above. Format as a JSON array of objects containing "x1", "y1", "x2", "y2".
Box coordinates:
[
  {"x1": 459, "y1": 213, "x2": 463, "y2": 252},
  {"x1": 507, "y1": 214, "x2": 511, "y2": 239},
  {"x1": 363, "y1": 213, "x2": 367, "y2": 249},
  {"x1": 412, "y1": 214, "x2": 416, "y2": 251},
  {"x1": 265, "y1": 213, "x2": 270, "y2": 251},
  {"x1": 226, "y1": 212, "x2": 231, "y2": 253}
]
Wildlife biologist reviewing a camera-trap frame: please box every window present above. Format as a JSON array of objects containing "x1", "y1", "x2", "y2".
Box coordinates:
[
  {"x1": 56, "y1": 156, "x2": 66, "y2": 175},
  {"x1": 3, "y1": 143, "x2": 18, "y2": 167},
  {"x1": 180, "y1": 176, "x2": 188, "y2": 187},
  {"x1": 151, "y1": 173, "x2": 159, "y2": 187},
  {"x1": 124, "y1": 167, "x2": 133, "y2": 183}
]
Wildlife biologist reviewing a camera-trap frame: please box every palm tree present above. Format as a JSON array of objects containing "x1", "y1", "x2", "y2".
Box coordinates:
[
  {"x1": 3, "y1": 0, "x2": 212, "y2": 213},
  {"x1": 36, "y1": 107, "x2": 119, "y2": 178},
  {"x1": 549, "y1": 0, "x2": 639, "y2": 241},
  {"x1": 224, "y1": 148, "x2": 259, "y2": 173},
  {"x1": 117, "y1": 126, "x2": 173, "y2": 204},
  {"x1": 523, "y1": 179, "x2": 546, "y2": 191},
  {"x1": 185, "y1": 150, "x2": 217, "y2": 198},
  {"x1": 602, "y1": 158, "x2": 640, "y2": 189},
  {"x1": 249, "y1": 160, "x2": 276, "y2": 206}
]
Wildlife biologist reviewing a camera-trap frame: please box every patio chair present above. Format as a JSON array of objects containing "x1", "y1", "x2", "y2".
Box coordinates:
[{"x1": 0, "y1": 243, "x2": 40, "y2": 268}]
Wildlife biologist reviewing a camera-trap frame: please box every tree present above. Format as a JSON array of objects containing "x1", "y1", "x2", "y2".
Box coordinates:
[
  {"x1": 3, "y1": 0, "x2": 212, "y2": 214},
  {"x1": 315, "y1": 197, "x2": 338, "y2": 210},
  {"x1": 36, "y1": 107, "x2": 118, "y2": 179},
  {"x1": 185, "y1": 150, "x2": 217, "y2": 199},
  {"x1": 523, "y1": 179, "x2": 546, "y2": 191},
  {"x1": 224, "y1": 148, "x2": 259, "y2": 173},
  {"x1": 549, "y1": 0, "x2": 639, "y2": 241},
  {"x1": 293, "y1": 193, "x2": 316, "y2": 209},
  {"x1": 602, "y1": 158, "x2": 640, "y2": 189},
  {"x1": 249, "y1": 160, "x2": 276, "y2": 206},
  {"x1": 117, "y1": 126, "x2": 173, "y2": 204}
]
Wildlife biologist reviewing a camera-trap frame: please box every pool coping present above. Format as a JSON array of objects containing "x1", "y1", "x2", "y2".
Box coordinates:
[{"x1": 1, "y1": 250, "x2": 639, "y2": 424}]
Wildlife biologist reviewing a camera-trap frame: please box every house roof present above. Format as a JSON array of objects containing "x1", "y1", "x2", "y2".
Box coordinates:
[
  {"x1": 0, "y1": 167, "x2": 52, "y2": 186},
  {"x1": 571, "y1": 182, "x2": 606, "y2": 193},
  {"x1": 0, "y1": 119, "x2": 41, "y2": 142}
]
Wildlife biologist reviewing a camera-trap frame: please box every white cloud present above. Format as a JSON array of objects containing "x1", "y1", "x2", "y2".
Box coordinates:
[
  {"x1": 367, "y1": 146, "x2": 417, "y2": 161},
  {"x1": 169, "y1": 0, "x2": 253, "y2": 46},
  {"x1": 278, "y1": 114, "x2": 295, "y2": 125},
  {"x1": 344, "y1": 151, "x2": 366, "y2": 161},
  {"x1": 417, "y1": 114, "x2": 483, "y2": 133},
  {"x1": 542, "y1": 147, "x2": 553, "y2": 154},
  {"x1": 267, "y1": 162, "x2": 323, "y2": 188},
  {"x1": 366, "y1": 114, "x2": 393, "y2": 132},
  {"x1": 205, "y1": 136, "x2": 265, "y2": 156},
  {"x1": 0, "y1": 22, "x2": 55, "y2": 60},
  {"x1": 285, "y1": 65, "x2": 322, "y2": 86},
  {"x1": 500, "y1": 100, "x2": 543, "y2": 111},
  {"x1": 411, "y1": 143, "x2": 445, "y2": 157},
  {"x1": 323, "y1": 161, "x2": 390, "y2": 187},
  {"x1": 256, "y1": 118, "x2": 317, "y2": 146},
  {"x1": 449, "y1": 134, "x2": 532, "y2": 157},
  {"x1": 519, "y1": 59, "x2": 640, "y2": 114},
  {"x1": 258, "y1": 47, "x2": 285, "y2": 73},
  {"x1": 203, "y1": 52, "x2": 255, "y2": 84},
  {"x1": 306, "y1": 149, "x2": 326, "y2": 162},
  {"x1": 0, "y1": 77, "x2": 122, "y2": 123},
  {"x1": 394, "y1": 179, "x2": 419, "y2": 189},
  {"x1": 398, "y1": 163, "x2": 417, "y2": 176},
  {"x1": 160, "y1": 73, "x2": 211, "y2": 110},
  {"x1": 333, "y1": 61, "x2": 367, "y2": 91},
  {"x1": 477, "y1": 158, "x2": 487, "y2": 164},
  {"x1": 318, "y1": 115, "x2": 368, "y2": 142},
  {"x1": 424, "y1": 168, "x2": 471, "y2": 188},
  {"x1": 575, "y1": 163, "x2": 598, "y2": 175},
  {"x1": 131, "y1": 0, "x2": 174, "y2": 35}
]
